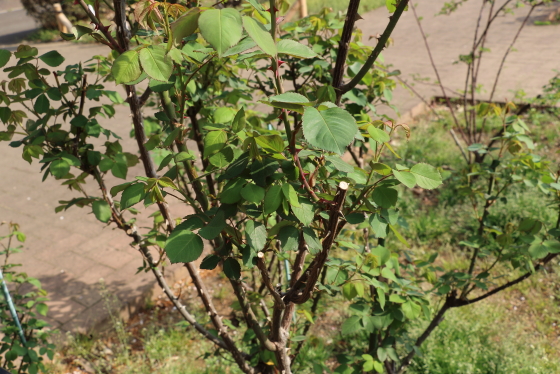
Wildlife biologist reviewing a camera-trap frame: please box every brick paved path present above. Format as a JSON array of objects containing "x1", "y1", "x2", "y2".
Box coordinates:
[{"x1": 0, "y1": 0, "x2": 558, "y2": 333}]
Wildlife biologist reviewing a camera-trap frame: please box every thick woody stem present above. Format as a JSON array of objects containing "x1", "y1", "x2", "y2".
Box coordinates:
[
  {"x1": 332, "y1": 0, "x2": 361, "y2": 104},
  {"x1": 284, "y1": 182, "x2": 349, "y2": 304},
  {"x1": 111, "y1": 1, "x2": 253, "y2": 372},
  {"x1": 256, "y1": 255, "x2": 285, "y2": 309}
]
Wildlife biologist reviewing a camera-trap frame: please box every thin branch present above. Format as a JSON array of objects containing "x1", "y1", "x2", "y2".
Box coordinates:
[
  {"x1": 409, "y1": 2, "x2": 465, "y2": 142},
  {"x1": 256, "y1": 255, "x2": 285, "y2": 309},
  {"x1": 93, "y1": 171, "x2": 227, "y2": 350},
  {"x1": 332, "y1": 0, "x2": 361, "y2": 104},
  {"x1": 487, "y1": 5, "x2": 536, "y2": 104},
  {"x1": 230, "y1": 279, "x2": 278, "y2": 352},
  {"x1": 339, "y1": 0, "x2": 409, "y2": 95},
  {"x1": 78, "y1": 0, "x2": 123, "y2": 53},
  {"x1": 462, "y1": 252, "x2": 559, "y2": 306}
]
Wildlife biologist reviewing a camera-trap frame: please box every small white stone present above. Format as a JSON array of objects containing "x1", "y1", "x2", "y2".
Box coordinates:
[{"x1": 60, "y1": 216, "x2": 64, "y2": 220}]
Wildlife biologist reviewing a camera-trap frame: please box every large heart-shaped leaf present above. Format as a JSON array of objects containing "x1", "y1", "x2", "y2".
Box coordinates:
[
  {"x1": 199, "y1": 9, "x2": 243, "y2": 57},
  {"x1": 302, "y1": 107, "x2": 357, "y2": 154},
  {"x1": 242, "y1": 16, "x2": 276, "y2": 56},
  {"x1": 139, "y1": 45, "x2": 173, "y2": 82}
]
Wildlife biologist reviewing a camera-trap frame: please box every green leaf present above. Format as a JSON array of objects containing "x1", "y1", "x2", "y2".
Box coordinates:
[
  {"x1": 389, "y1": 224, "x2": 410, "y2": 247},
  {"x1": 325, "y1": 155, "x2": 354, "y2": 173},
  {"x1": 103, "y1": 90, "x2": 125, "y2": 104},
  {"x1": 175, "y1": 151, "x2": 195, "y2": 162},
  {"x1": 99, "y1": 157, "x2": 115, "y2": 173},
  {"x1": 410, "y1": 163, "x2": 442, "y2": 189},
  {"x1": 50, "y1": 159, "x2": 70, "y2": 178},
  {"x1": 270, "y1": 92, "x2": 311, "y2": 105},
  {"x1": 220, "y1": 178, "x2": 245, "y2": 204},
  {"x1": 110, "y1": 181, "x2": 133, "y2": 197},
  {"x1": 199, "y1": 9, "x2": 243, "y2": 57},
  {"x1": 372, "y1": 246, "x2": 390, "y2": 265},
  {"x1": 302, "y1": 107, "x2": 358, "y2": 155},
  {"x1": 529, "y1": 242, "x2": 548, "y2": 259},
  {"x1": 370, "y1": 162, "x2": 392, "y2": 176},
  {"x1": 372, "y1": 187, "x2": 397, "y2": 209},
  {"x1": 265, "y1": 92, "x2": 312, "y2": 114},
  {"x1": 279, "y1": 225, "x2": 298, "y2": 252},
  {"x1": 389, "y1": 294, "x2": 406, "y2": 303},
  {"x1": 282, "y1": 183, "x2": 300, "y2": 207},
  {"x1": 38, "y1": 50, "x2": 65, "y2": 67},
  {"x1": 242, "y1": 16, "x2": 277, "y2": 56},
  {"x1": 402, "y1": 300, "x2": 422, "y2": 320},
  {"x1": 277, "y1": 39, "x2": 317, "y2": 59},
  {"x1": 214, "y1": 107, "x2": 236, "y2": 123},
  {"x1": 223, "y1": 37, "x2": 257, "y2": 57},
  {"x1": 112, "y1": 51, "x2": 142, "y2": 84},
  {"x1": 255, "y1": 135, "x2": 285, "y2": 153},
  {"x1": 381, "y1": 267, "x2": 397, "y2": 282},
  {"x1": 34, "y1": 94, "x2": 49, "y2": 114},
  {"x1": 204, "y1": 130, "x2": 227, "y2": 157},
  {"x1": 245, "y1": 220, "x2": 267, "y2": 251},
  {"x1": 386, "y1": 0, "x2": 396, "y2": 12},
  {"x1": 292, "y1": 197, "x2": 315, "y2": 226},
  {"x1": 264, "y1": 184, "x2": 283, "y2": 214},
  {"x1": 342, "y1": 283, "x2": 358, "y2": 300},
  {"x1": 0, "y1": 107, "x2": 11, "y2": 124},
  {"x1": 0, "y1": 49, "x2": 11, "y2": 68},
  {"x1": 393, "y1": 169, "x2": 416, "y2": 188},
  {"x1": 223, "y1": 257, "x2": 241, "y2": 279},
  {"x1": 36, "y1": 303, "x2": 48, "y2": 316},
  {"x1": 368, "y1": 126, "x2": 390, "y2": 143},
  {"x1": 241, "y1": 183, "x2": 266, "y2": 203},
  {"x1": 150, "y1": 78, "x2": 175, "y2": 93},
  {"x1": 73, "y1": 25, "x2": 93, "y2": 40},
  {"x1": 165, "y1": 224, "x2": 204, "y2": 263},
  {"x1": 341, "y1": 315, "x2": 362, "y2": 335},
  {"x1": 170, "y1": 8, "x2": 201, "y2": 45},
  {"x1": 544, "y1": 240, "x2": 560, "y2": 253},
  {"x1": 200, "y1": 254, "x2": 221, "y2": 270},
  {"x1": 303, "y1": 227, "x2": 322, "y2": 253},
  {"x1": 139, "y1": 45, "x2": 174, "y2": 82},
  {"x1": 232, "y1": 108, "x2": 246, "y2": 132},
  {"x1": 369, "y1": 214, "x2": 387, "y2": 238},
  {"x1": 199, "y1": 211, "x2": 227, "y2": 240},
  {"x1": 121, "y1": 183, "x2": 146, "y2": 209},
  {"x1": 377, "y1": 288, "x2": 386, "y2": 310},
  {"x1": 111, "y1": 154, "x2": 128, "y2": 179},
  {"x1": 92, "y1": 200, "x2": 111, "y2": 223},
  {"x1": 14, "y1": 45, "x2": 37, "y2": 58},
  {"x1": 208, "y1": 147, "x2": 234, "y2": 168}
]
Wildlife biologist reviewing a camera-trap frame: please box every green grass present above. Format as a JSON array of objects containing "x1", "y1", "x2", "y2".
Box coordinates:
[
  {"x1": 408, "y1": 301, "x2": 560, "y2": 374},
  {"x1": 306, "y1": 0, "x2": 386, "y2": 15},
  {"x1": 24, "y1": 29, "x2": 61, "y2": 43}
]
